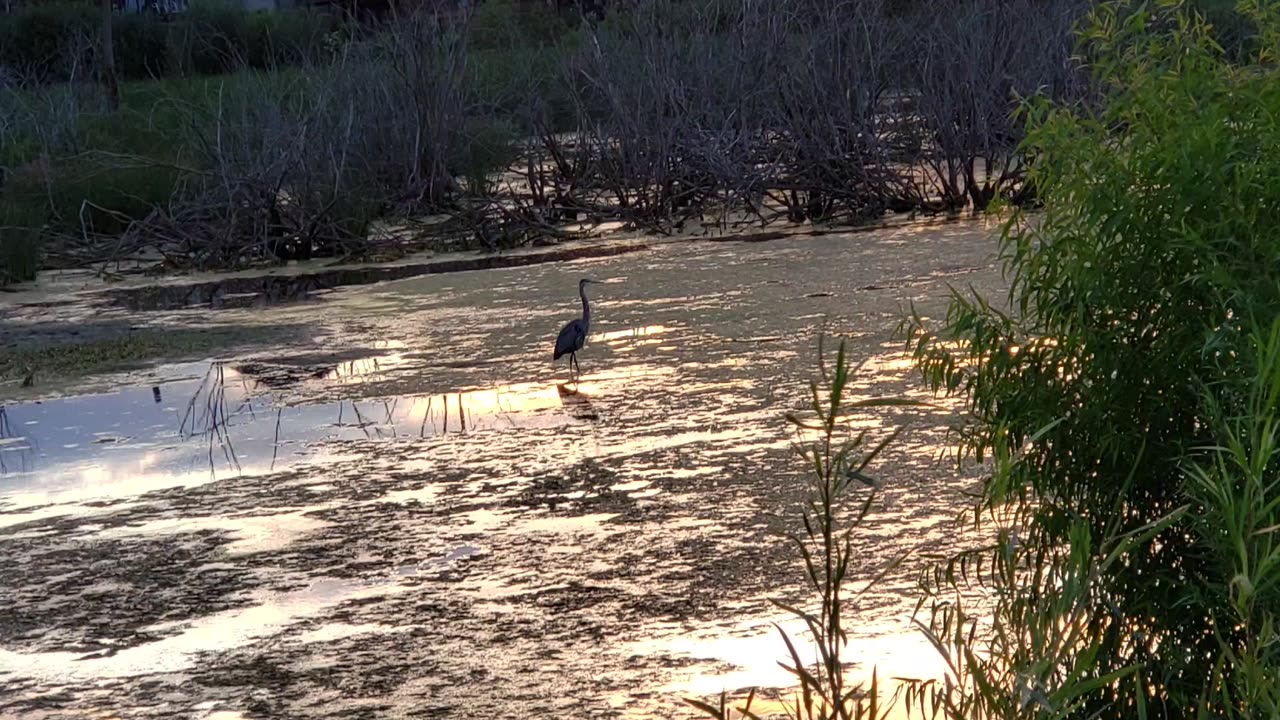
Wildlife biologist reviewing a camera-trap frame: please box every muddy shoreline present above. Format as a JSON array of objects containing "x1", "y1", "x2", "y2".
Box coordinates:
[{"x1": 104, "y1": 242, "x2": 653, "y2": 312}]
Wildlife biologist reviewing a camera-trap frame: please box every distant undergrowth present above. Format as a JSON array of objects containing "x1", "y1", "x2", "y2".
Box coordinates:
[
  {"x1": 0, "y1": 0, "x2": 1267, "y2": 288},
  {"x1": 0, "y1": 1, "x2": 337, "y2": 84}
]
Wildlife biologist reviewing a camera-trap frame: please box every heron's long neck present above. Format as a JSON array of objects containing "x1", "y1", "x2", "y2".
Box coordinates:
[{"x1": 579, "y1": 284, "x2": 591, "y2": 331}]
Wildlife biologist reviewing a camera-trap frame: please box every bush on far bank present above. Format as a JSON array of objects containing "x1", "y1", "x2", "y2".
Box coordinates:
[{"x1": 0, "y1": 1, "x2": 337, "y2": 85}]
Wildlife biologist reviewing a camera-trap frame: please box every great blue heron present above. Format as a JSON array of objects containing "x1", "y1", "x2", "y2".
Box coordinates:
[{"x1": 554, "y1": 278, "x2": 603, "y2": 376}]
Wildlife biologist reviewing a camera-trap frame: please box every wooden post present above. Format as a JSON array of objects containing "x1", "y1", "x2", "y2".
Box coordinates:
[{"x1": 101, "y1": 0, "x2": 119, "y2": 111}]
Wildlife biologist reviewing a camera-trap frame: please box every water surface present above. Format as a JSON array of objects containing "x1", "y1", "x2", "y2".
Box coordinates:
[{"x1": 0, "y1": 222, "x2": 998, "y2": 719}]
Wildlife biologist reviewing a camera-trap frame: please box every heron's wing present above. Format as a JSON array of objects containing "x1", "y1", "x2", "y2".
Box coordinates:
[{"x1": 554, "y1": 320, "x2": 584, "y2": 359}]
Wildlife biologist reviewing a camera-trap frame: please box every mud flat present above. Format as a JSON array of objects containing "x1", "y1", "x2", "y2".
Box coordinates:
[{"x1": 0, "y1": 220, "x2": 999, "y2": 719}]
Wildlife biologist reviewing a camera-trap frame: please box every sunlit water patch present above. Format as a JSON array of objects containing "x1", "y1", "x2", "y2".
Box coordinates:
[
  {"x1": 0, "y1": 360, "x2": 662, "y2": 517},
  {"x1": 624, "y1": 612, "x2": 950, "y2": 713}
]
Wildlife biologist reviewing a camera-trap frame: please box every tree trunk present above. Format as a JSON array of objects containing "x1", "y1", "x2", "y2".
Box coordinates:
[{"x1": 101, "y1": 0, "x2": 119, "y2": 111}]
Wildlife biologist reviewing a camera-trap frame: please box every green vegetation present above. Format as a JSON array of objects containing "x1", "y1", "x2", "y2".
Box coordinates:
[
  {"x1": 1, "y1": 73, "x2": 292, "y2": 276},
  {"x1": 0, "y1": 0, "x2": 339, "y2": 284},
  {"x1": 0, "y1": 0, "x2": 1268, "y2": 295},
  {"x1": 0, "y1": 0, "x2": 580, "y2": 284},
  {"x1": 0, "y1": 1, "x2": 336, "y2": 84},
  {"x1": 0, "y1": 325, "x2": 262, "y2": 389},
  {"x1": 900, "y1": 0, "x2": 1280, "y2": 715},
  {"x1": 684, "y1": 0, "x2": 1280, "y2": 716},
  {"x1": 688, "y1": 339, "x2": 921, "y2": 720}
]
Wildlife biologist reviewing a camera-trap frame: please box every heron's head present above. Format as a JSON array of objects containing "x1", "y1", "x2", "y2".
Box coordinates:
[{"x1": 579, "y1": 278, "x2": 603, "y2": 287}]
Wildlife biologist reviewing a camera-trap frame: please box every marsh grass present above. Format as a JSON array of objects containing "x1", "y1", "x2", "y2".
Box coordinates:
[
  {"x1": 687, "y1": 338, "x2": 928, "y2": 720},
  {"x1": 0, "y1": 326, "x2": 273, "y2": 391}
]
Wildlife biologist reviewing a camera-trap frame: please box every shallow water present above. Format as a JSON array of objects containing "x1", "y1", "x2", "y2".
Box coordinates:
[{"x1": 0, "y1": 222, "x2": 999, "y2": 719}]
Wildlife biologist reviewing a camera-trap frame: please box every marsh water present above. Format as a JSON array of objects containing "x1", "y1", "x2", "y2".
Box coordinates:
[{"x1": 0, "y1": 221, "x2": 998, "y2": 719}]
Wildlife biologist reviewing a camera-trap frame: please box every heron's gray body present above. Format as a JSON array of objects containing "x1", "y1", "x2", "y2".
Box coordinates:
[
  {"x1": 554, "y1": 319, "x2": 588, "y2": 360},
  {"x1": 554, "y1": 279, "x2": 599, "y2": 374}
]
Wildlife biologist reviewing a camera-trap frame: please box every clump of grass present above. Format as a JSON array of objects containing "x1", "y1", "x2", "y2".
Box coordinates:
[
  {"x1": 0, "y1": 326, "x2": 258, "y2": 389},
  {"x1": 687, "y1": 337, "x2": 924, "y2": 720}
]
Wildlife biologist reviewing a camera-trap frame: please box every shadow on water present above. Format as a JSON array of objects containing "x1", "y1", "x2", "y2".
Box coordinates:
[{"x1": 556, "y1": 382, "x2": 600, "y2": 421}]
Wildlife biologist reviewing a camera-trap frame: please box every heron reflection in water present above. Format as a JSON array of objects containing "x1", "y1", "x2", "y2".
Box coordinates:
[{"x1": 556, "y1": 382, "x2": 599, "y2": 421}]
